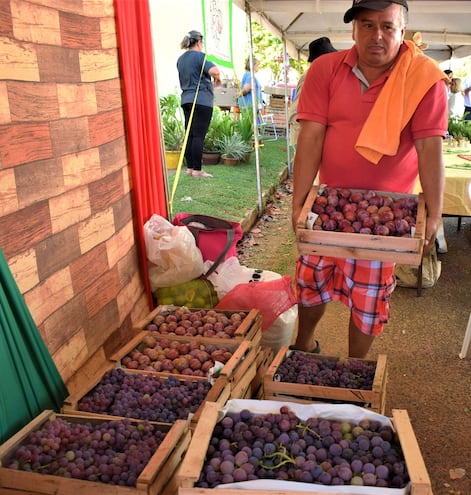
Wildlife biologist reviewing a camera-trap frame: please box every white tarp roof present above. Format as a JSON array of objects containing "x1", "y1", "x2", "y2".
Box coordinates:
[{"x1": 233, "y1": 0, "x2": 471, "y2": 62}]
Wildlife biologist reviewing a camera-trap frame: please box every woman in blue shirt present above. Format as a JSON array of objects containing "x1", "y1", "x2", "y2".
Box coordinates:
[
  {"x1": 177, "y1": 30, "x2": 221, "y2": 178},
  {"x1": 238, "y1": 58, "x2": 263, "y2": 113}
]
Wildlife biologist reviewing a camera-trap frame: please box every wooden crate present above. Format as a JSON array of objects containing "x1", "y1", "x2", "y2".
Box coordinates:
[
  {"x1": 0, "y1": 410, "x2": 191, "y2": 495},
  {"x1": 108, "y1": 331, "x2": 258, "y2": 386},
  {"x1": 176, "y1": 401, "x2": 432, "y2": 495},
  {"x1": 133, "y1": 306, "x2": 262, "y2": 349},
  {"x1": 245, "y1": 346, "x2": 274, "y2": 399},
  {"x1": 296, "y1": 185, "x2": 426, "y2": 266},
  {"x1": 61, "y1": 364, "x2": 232, "y2": 430},
  {"x1": 263, "y1": 346, "x2": 387, "y2": 413}
]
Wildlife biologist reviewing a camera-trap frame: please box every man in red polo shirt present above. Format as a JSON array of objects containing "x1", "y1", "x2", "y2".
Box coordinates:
[{"x1": 291, "y1": 0, "x2": 448, "y2": 358}]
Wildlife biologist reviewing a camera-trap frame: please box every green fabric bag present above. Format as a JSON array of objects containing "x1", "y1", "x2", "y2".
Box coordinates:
[{"x1": 0, "y1": 249, "x2": 69, "y2": 442}]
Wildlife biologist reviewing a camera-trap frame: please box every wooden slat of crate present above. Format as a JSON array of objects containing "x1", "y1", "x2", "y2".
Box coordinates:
[
  {"x1": 65, "y1": 345, "x2": 114, "y2": 399},
  {"x1": 296, "y1": 185, "x2": 426, "y2": 266},
  {"x1": 263, "y1": 346, "x2": 387, "y2": 413},
  {"x1": 176, "y1": 402, "x2": 220, "y2": 489},
  {"x1": 176, "y1": 402, "x2": 432, "y2": 495},
  {"x1": 392, "y1": 409, "x2": 433, "y2": 495},
  {"x1": 230, "y1": 360, "x2": 257, "y2": 399},
  {"x1": 245, "y1": 346, "x2": 274, "y2": 399},
  {"x1": 133, "y1": 307, "x2": 262, "y2": 348},
  {"x1": 0, "y1": 411, "x2": 190, "y2": 495}
]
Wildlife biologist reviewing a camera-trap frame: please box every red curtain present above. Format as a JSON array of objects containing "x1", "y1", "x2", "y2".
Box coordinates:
[{"x1": 114, "y1": 0, "x2": 168, "y2": 308}]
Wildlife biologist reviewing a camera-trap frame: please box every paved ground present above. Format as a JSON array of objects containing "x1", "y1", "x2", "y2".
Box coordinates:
[{"x1": 238, "y1": 178, "x2": 471, "y2": 495}]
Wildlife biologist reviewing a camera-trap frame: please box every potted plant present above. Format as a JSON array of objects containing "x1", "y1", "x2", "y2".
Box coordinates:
[
  {"x1": 203, "y1": 108, "x2": 239, "y2": 165},
  {"x1": 217, "y1": 133, "x2": 253, "y2": 165},
  {"x1": 160, "y1": 94, "x2": 185, "y2": 169}
]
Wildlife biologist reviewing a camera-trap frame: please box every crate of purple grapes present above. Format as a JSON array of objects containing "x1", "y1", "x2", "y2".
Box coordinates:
[
  {"x1": 0, "y1": 410, "x2": 190, "y2": 495},
  {"x1": 263, "y1": 346, "x2": 388, "y2": 414},
  {"x1": 296, "y1": 185, "x2": 426, "y2": 266},
  {"x1": 176, "y1": 399, "x2": 432, "y2": 495},
  {"x1": 61, "y1": 365, "x2": 232, "y2": 430},
  {"x1": 133, "y1": 306, "x2": 262, "y2": 349}
]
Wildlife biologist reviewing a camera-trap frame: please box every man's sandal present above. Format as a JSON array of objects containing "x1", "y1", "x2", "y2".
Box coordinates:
[{"x1": 289, "y1": 340, "x2": 321, "y2": 354}]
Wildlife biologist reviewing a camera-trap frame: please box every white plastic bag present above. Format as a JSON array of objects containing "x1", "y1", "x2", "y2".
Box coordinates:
[
  {"x1": 144, "y1": 214, "x2": 204, "y2": 290},
  {"x1": 260, "y1": 305, "x2": 297, "y2": 354},
  {"x1": 205, "y1": 256, "x2": 281, "y2": 298}
]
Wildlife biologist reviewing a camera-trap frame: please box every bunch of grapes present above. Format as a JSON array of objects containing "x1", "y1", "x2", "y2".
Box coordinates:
[
  {"x1": 196, "y1": 405, "x2": 409, "y2": 488},
  {"x1": 145, "y1": 307, "x2": 247, "y2": 339},
  {"x1": 5, "y1": 417, "x2": 166, "y2": 485},
  {"x1": 121, "y1": 336, "x2": 234, "y2": 376},
  {"x1": 77, "y1": 368, "x2": 211, "y2": 422},
  {"x1": 311, "y1": 187, "x2": 418, "y2": 236},
  {"x1": 275, "y1": 352, "x2": 377, "y2": 389}
]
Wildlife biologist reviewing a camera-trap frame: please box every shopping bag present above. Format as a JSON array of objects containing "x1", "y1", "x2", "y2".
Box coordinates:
[
  {"x1": 144, "y1": 214, "x2": 204, "y2": 290},
  {"x1": 172, "y1": 213, "x2": 243, "y2": 276},
  {"x1": 215, "y1": 275, "x2": 297, "y2": 330}
]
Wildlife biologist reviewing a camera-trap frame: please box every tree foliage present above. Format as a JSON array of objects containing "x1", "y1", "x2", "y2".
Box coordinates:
[{"x1": 250, "y1": 22, "x2": 308, "y2": 83}]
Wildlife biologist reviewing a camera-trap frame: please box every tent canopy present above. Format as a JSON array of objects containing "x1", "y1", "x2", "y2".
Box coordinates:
[{"x1": 233, "y1": 0, "x2": 471, "y2": 63}]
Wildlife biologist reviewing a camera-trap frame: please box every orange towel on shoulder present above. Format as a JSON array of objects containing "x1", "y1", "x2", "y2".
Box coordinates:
[{"x1": 355, "y1": 40, "x2": 447, "y2": 164}]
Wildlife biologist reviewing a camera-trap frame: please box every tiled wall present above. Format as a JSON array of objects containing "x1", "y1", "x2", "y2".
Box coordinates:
[{"x1": 0, "y1": 0, "x2": 150, "y2": 385}]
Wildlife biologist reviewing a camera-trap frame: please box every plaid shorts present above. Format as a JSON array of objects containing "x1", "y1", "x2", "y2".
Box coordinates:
[{"x1": 296, "y1": 255, "x2": 396, "y2": 336}]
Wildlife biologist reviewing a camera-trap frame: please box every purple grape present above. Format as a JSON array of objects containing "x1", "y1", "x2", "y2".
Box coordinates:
[
  {"x1": 220, "y1": 460, "x2": 234, "y2": 475},
  {"x1": 351, "y1": 459, "x2": 363, "y2": 473},
  {"x1": 233, "y1": 467, "x2": 248, "y2": 481},
  {"x1": 363, "y1": 472, "x2": 377, "y2": 485},
  {"x1": 376, "y1": 464, "x2": 390, "y2": 480}
]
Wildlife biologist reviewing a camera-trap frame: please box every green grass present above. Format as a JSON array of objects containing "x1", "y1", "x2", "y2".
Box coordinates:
[{"x1": 166, "y1": 139, "x2": 290, "y2": 223}]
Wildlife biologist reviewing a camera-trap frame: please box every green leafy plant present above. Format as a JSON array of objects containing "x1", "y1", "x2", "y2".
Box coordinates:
[
  {"x1": 448, "y1": 115, "x2": 471, "y2": 141},
  {"x1": 218, "y1": 133, "x2": 253, "y2": 161},
  {"x1": 236, "y1": 109, "x2": 255, "y2": 145},
  {"x1": 160, "y1": 94, "x2": 185, "y2": 151},
  {"x1": 203, "y1": 108, "x2": 238, "y2": 152}
]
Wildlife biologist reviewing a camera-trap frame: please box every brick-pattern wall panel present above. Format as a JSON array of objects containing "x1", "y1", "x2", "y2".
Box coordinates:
[{"x1": 0, "y1": 0, "x2": 149, "y2": 383}]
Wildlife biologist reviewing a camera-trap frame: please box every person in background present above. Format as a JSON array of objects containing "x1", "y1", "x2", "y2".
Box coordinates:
[
  {"x1": 177, "y1": 30, "x2": 221, "y2": 178},
  {"x1": 292, "y1": 0, "x2": 448, "y2": 358},
  {"x1": 238, "y1": 58, "x2": 263, "y2": 113},
  {"x1": 448, "y1": 77, "x2": 465, "y2": 119},
  {"x1": 443, "y1": 69, "x2": 453, "y2": 97},
  {"x1": 462, "y1": 73, "x2": 471, "y2": 120},
  {"x1": 289, "y1": 37, "x2": 337, "y2": 148}
]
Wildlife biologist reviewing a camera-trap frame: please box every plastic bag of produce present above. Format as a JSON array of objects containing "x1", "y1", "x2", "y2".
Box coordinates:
[
  {"x1": 154, "y1": 278, "x2": 219, "y2": 308},
  {"x1": 204, "y1": 256, "x2": 281, "y2": 298},
  {"x1": 215, "y1": 275, "x2": 297, "y2": 331},
  {"x1": 144, "y1": 214, "x2": 204, "y2": 290}
]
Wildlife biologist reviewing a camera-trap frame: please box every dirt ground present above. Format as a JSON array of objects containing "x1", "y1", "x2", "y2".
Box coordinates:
[{"x1": 237, "y1": 177, "x2": 471, "y2": 495}]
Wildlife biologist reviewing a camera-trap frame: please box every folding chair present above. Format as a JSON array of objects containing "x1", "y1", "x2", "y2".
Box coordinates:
[{"x1": 259, "y1": 113, "x2": 278, "y2": 141}]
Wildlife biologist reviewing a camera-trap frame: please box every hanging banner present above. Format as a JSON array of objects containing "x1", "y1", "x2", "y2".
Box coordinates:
[{"x1": 201, "y1": 0, "x2": 233, "y2": 68}]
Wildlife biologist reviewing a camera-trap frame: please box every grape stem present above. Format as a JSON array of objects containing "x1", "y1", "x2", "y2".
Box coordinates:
[
  {"x1": 259, "y1": 445, "x2": 295, "y2": 470},
  {"x1": 296, "y1": 421, "x2": 321, "y2": 440}
]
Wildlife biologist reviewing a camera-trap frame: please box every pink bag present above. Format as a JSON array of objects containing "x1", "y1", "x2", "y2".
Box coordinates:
[
  {"x1": 215, "y1": 276, "x2": 297, "y2": 330},
  {"x1": 172, "y1": 214, "x2": 243, "y2": 276}
]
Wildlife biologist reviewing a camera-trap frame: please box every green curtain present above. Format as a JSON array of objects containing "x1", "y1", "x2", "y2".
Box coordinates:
[{"x1": 0, "y1": 249, "x2": 68, "y2": 442}]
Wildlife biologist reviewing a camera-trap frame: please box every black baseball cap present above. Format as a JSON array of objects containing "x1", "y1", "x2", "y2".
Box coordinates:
[{"x1": 344, "y1": 0, "x2": 408, "y2": 23}]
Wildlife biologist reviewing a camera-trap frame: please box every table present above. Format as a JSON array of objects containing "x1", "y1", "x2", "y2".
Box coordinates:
[
  {"x1": 415, "y1": 149, "x2": 471, "y2": 217},
  {"x1": 441, "y1": 149, "x2": 471, "y2": 217}
]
